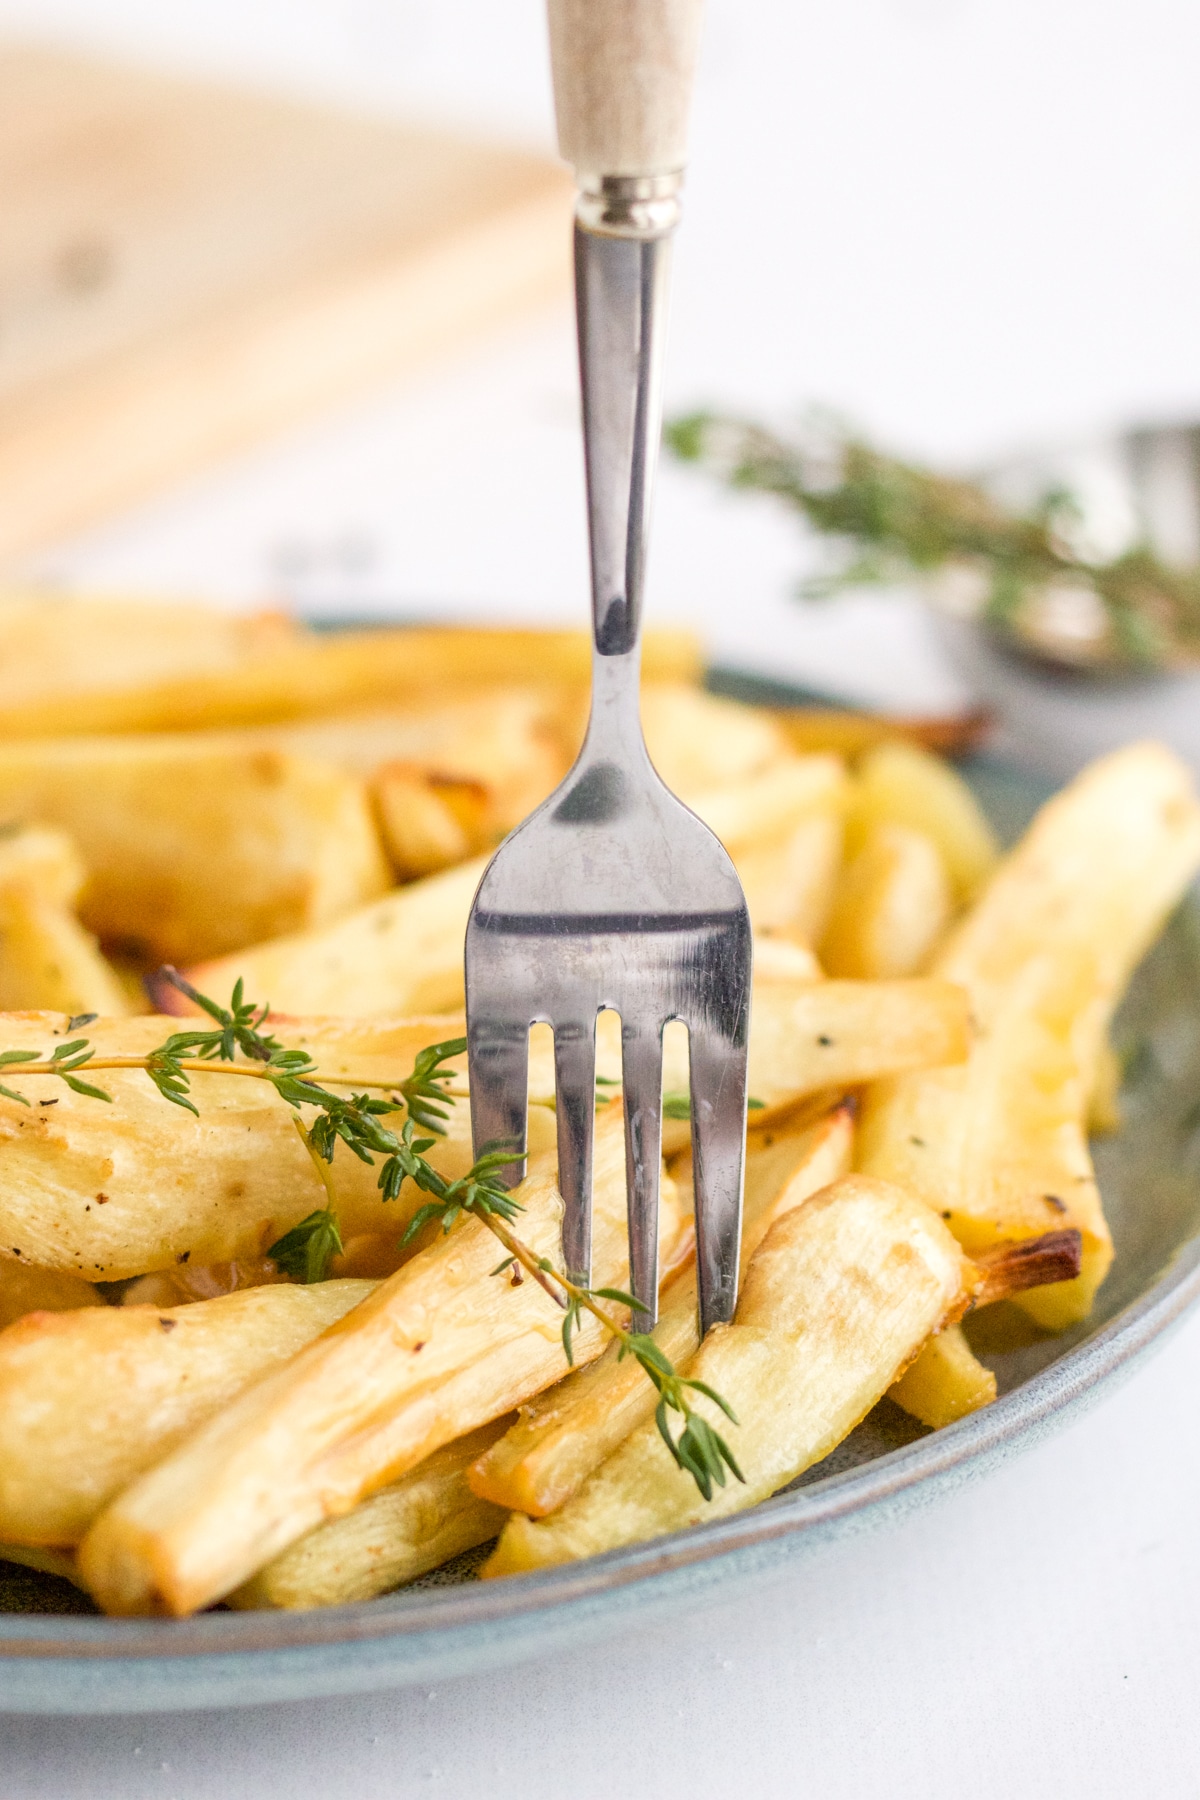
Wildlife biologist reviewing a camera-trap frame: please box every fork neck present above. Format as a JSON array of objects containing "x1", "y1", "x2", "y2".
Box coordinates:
[{"x1": 574, "y1": 180, "x2": 679, "y2": 768}]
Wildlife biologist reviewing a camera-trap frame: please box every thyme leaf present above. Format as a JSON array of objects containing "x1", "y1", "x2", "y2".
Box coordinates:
[{"x1": 267, "y1": 1210, "x2": 344, "y2": 1284}]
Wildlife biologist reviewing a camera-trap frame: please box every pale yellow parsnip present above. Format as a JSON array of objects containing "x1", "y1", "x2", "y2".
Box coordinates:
[
  {"x1": 859, "y1": 744, "x2": 1200, "y2": 1329},
  {"x1": 0, "y1": 1279, "x2": 375, "y2": 1546},
  {"x1": 484, "y1": 1177, "x2": 966, "y2": 1576},
  {"x1": 228, "y1": 1419, "x2": 511, "y2": 1611},
  {"x1": 847, "y1": 739, "x2": 1000, "y2": 904},
  {"x1": 888, "y1": 1322, "x2": 996, "y2": 1428},
  {"x1": 820, "y1": 823, "x2": 952, "y2": 979},
  {"x1": 469, "y1": 1106, "x2": 854, "y2": 1517},
  {"x1": 0, "y1": 1011, "x2": 508, "y2": 1278},
  {"x1": 0, "y1": 734, "x2": 392, "y2": 965},
  {"x1": 526, "y1": 979, "x2": 969, "y2": 1125},
  {"x1": 176, "y1": 858, "x2": 487, "y2": 1019},
  {"x1": 78, "y1": 1106, "x2": 686, "y2": 1616}
]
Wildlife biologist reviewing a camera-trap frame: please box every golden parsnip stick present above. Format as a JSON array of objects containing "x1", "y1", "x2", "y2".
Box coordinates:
[
  {"x1": 484, "y1": 1176, "x2": 966, "y2": 1577},
  {"x1": 859, "y1": 744, "x2": 1200, "y2": 1329},
  {"x1": 469, "y1": 1107, "x2": 854, "y2": 1517},
  {"x1": 78, "y1": 1107, "x2": 686, "y2": 1616},
  {"x1": 524, "y1": 979, "x2": 969, "y2": 1126},
  {"x1": 888, "y1": 1229, "x2": 1083, "y2": 1428},
  {"x1": 228, "y1": 1419, "x2": 512, "y2": 1611},
  {"x1": 0, "y1": 1280, "x2": 375, "y2": 1547},
  {"x1": 0, "y1": 1012, "x2": 534, "y2": 1279},
  {"x1": 0, "y1": 626, "x2": 702, "y2": 738}
]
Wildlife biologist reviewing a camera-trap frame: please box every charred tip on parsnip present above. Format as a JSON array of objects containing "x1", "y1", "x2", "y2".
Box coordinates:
[{"x1": 971, "y1": 1229, "x2": 1084, "y2": 1309}]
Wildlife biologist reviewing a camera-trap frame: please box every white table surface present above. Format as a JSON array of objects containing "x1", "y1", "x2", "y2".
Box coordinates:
[{"x1": 3, "y1": 1, "x2": 1200, "y2": 1791}]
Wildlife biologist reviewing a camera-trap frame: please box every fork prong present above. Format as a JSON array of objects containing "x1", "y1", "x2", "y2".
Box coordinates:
[
  {"x1": 553, "y1": 1016, "x2": 598, "y2": 1283},
  {"x1": 621, "y1": 1016, "x2": 665, "y2": 1328},
  {"x1": 689, "y1": 1021, "x2": 750, "y2": 1336},
  {"x1": 466, "y1": 1016, "x2": 530, "y2": 1187}
]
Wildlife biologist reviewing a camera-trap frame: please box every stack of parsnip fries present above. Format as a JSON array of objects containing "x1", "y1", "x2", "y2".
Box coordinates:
[{"x1": 0, "y1": 594, "x2": 1196, "y2": 1617}]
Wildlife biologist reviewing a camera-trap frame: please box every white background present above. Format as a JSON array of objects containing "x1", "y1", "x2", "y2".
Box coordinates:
[{"x1": 2, "y1": 3, "x2": 1200, "y2": 1793}]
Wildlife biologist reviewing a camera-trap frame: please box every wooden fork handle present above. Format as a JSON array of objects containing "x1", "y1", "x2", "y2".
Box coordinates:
[{"x1": 547, "y1": 0, "x2": 704, "y2": 182}]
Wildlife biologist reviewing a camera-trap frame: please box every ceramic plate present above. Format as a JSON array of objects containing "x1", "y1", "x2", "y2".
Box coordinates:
[{"x1": 2, "y1": 742, "x2": 1199, "y2": 1714}]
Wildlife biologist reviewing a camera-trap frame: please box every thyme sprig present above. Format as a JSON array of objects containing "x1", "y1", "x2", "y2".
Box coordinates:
[
  {"x1": 0, "y1": 977, "x2": 741, "y2": 1501},
  {"x1": 437, "y1": 1204, "x2": 743, "y2": 1503},
  {"x1": 666, "y1": 410, "x2": 1200, "y2": 671}
]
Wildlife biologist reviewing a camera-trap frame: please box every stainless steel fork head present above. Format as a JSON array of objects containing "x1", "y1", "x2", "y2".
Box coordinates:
[{"x1": 466, "y1": 177, "x2": 752, "y2": 1337}]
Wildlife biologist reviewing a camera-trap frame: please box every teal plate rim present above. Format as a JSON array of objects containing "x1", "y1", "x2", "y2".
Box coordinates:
[{"x1": 1, "y1": 691, "x2": 1198, "y2": 1714}]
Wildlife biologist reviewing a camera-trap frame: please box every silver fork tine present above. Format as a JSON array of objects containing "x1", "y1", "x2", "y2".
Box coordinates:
[
  {"x1": 466, "y1": 1014, "x2": 531, "y2": 1186},
  {"x1": 553, "y1": 1015, "x2": 598, "y2": 1282},
  {"x1": 620, "y1": 1016, "x2": 665, "y2": 1327},
  {"x1": 689, "y1": 1014, "x2": 751, "y2": 1337}
]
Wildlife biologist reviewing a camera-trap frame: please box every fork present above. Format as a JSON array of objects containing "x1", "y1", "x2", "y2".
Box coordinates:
[{"x1": 466, "y1": 0, "x2": 750, "y2": 1336}]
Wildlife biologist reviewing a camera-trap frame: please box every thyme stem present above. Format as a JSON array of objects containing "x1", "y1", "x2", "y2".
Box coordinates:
[
  {"x1": 3, "y1": 1056, "x2": 423, "y2": 1092},
  {"x1": 292, "y1": 1114, "x2": 340, "y2": 1211}
]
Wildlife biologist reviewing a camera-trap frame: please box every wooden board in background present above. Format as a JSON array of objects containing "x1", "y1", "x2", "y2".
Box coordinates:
[{"x1": 0, "y1": 45, "x2": 573, "y2": 567}]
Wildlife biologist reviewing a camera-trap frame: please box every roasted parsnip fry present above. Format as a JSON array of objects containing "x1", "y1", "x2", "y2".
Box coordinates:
[
  {"x1": 733, "y1": 811, "x2": 844, "y2": 944},
  {"x1": 372, "y1": 766, "x2": 489, "y2": 878},
  {"x1": 771, "y1": 705, "x2": 992, "y2": 761},
  {"x1": 171, "y1": 858, "x2": 487, "y2": 1019},
  {"x1": 0, "y1": 596, "x2": 295, "y2": 724},
  {"x1": 0, "y1": 1012, "x2": 518, "y2": 1278},
  {"x1": 0, "y1": 822, "x2": 86, "y2": 906},
  {"x1": 0, "y1": 822, "x2": 130, "y2": 1014},
  {"x1": 639, "y1": 684, "x2": 792, "y2": 794},
  {"x1": 251, "y1": 689, "x2": 566, "y2": 873},
  {"x1": 469, "y1": 1107, "x2": 854, "y2": 1517},
  {"x1": 0, "y1": 626, "x2": 701, "y2": 738},
  {"x1": 859, "y1": 744, "x2": 1200, "y2": 1330},
  {"x1": 745, "y1": 977, "x2": 969, "y2": 1117},
  {"x1": 483, "y1": 1177, "x2": 966, "y2": 1576},
  {"x1": 0, "y1": 1280, "x2": 375, "y2": 1547},
  {"x1": 1088, "y1": 1035, "x2": 1122, "y2": 1136},
  {"x1": 229, "y1": 1420, "x2": 512, "y2": 1611},
  {"x1": 848, "y1": 739, "x2": 1000, "y2": 904},
  {"x1": 0, "y1": 735, "x2": 392, "y2": 965},
  {"x1": 78, "y1": 1108, "x2": 686, "y2": 1615},
  {"x1": 820, "y1": 823, "x2": 952, "y2": 979},
  {"x1": 0, "y1": 888, "x2": 130, "y2": 1016},
  {"x1": 524, "y1": 976, "x2": 966, "y2": 1159},
  {"x1": 887, "y1": 1324, "x2": 996, "y2": 1427},
  {"x1": 938, "y1": 743, "x2": 1200, "y2": 1081},
  {"x1": 0, "y1": 1258, "x2": 103, "y2": 1331},
  {"x1": 751, "y1": 936, "x2": 823, "y2": 982},
  {"x1": 685, "y1": 755, "x2": 847, "y2": 850},
  {"x1": 888, "y1": 1228, "x2": 1084, "y2": 1428}
]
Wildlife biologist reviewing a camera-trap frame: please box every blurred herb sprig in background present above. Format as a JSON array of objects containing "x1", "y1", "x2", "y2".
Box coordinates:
[{"x1": 666, "y1": 412, "x2": 1200, "y2": 672}]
